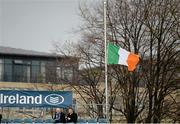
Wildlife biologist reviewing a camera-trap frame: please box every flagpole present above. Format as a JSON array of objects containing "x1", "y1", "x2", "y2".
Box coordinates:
[{"x1": 104, "y1": 1, "x2": 108, "y2": 122}]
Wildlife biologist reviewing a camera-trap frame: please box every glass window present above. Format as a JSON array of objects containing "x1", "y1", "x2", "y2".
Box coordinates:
[
  {"x1": 41, "y1": 62, "x2": 46, "y2": 74},
  {"x1": 4, "y1": 59, "x2": 13, "y2": 82},
  {"x1": 45, "y1": 61, "x2": 56, "y2": 83},
  {"x1": 13, "y1": 64, "x2": 23, "y2": 82},
  {"x1": 26, "y1": 65, "x2": 30, "y2": 82},
  {"x1": 23, "y1": 60, "x2": 31, "y2": 65},
  {"x1": 31, "y1": 61, "x2": 40, "y2": 82},
  {"x1": 56, "y1": 67, "x2": 61, "y2": 78},
  {"x1": 13, "y1": 64, "x2": 30, "y2": 82},
  {"x1": 4, "y1": 59, "x2": 12, "y2": 64},
  {"x1": 62, "y1": 67, "x2": 73, "y2": 81},
  {"x1": 0, "y1": 59, "x2": 4, "y2": 81},
  {"x1": 32, "y1": 60, "x2": 40, "y2": 66},
  {"x1": 14, "y1": 60, "x2": 23, "y2": 64},
  {"x1": 23, "y1": 61, "x2": 31, "y2": 82},
  {"x1": 11, "y1": 60, "x2": 31, "y2": 82},
  {"x1": 39, "y1": 61, "x2": 46, "y2": 82},
  {"x1": 33, "y1": 61, "x2": 46, "y2": 83}
]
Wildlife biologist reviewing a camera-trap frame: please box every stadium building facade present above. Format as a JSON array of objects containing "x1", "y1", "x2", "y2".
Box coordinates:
[{"x1": 0, "y1": 46, "x2": 78, "y2": 120}]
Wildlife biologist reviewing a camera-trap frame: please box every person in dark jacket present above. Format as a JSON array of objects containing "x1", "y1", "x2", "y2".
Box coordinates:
[
  {"x1": 66, "y1": 108, "x2": 78, "y2": 123},
  {"x1": 53, "y1": 108, "x2": 66, "y2": 123}
]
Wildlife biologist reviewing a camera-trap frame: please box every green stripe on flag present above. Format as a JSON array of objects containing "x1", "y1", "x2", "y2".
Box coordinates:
[{"x1": 108, "y1": 42, "x2": 119, "y2": 64}]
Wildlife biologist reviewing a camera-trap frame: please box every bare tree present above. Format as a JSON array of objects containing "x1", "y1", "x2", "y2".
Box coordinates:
[
  {"x1": 141, "y1": 0, "x2": 180, "y2": 122},
  {"x1": 76, "y1": 0, "x2": 180, "y2": 123},
  {"x1": 53, "y1": 36, "x2": 107, "y2": 119},
  {"x1": 53, "y1": 0, "x2": 179, "y2": 123}
]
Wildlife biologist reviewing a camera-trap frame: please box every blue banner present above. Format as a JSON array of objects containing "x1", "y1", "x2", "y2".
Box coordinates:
[{"x1": 0, "y1": 90, "x2": 72, "y2": 108}]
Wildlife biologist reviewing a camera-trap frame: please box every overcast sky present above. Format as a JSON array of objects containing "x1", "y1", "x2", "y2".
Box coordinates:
[{"x1": 0, "y1": 0, "x2": 100, "y2": 52}]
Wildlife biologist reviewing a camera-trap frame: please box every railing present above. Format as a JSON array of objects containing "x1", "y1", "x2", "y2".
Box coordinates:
[
  {"x1": 2, "y1": 118, "x2": 108, "y2": 124},
  {"x1": 0, "y1": 103, "x2": 125, "y2": 123}
]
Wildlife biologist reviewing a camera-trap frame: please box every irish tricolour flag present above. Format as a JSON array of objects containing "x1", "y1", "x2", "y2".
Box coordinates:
[{"x1": 108, "y1": 43, "x2": 140, "y2": 71}]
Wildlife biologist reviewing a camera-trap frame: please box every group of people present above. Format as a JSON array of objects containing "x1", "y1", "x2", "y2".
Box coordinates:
[{"x1": 52, "y1": 108, "x2": 77, "y2": 123}]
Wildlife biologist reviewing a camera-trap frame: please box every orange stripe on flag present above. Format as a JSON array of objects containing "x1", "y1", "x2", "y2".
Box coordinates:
[{"x1": 127, "y1": 53, "x2": 140, "y2": 71}]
